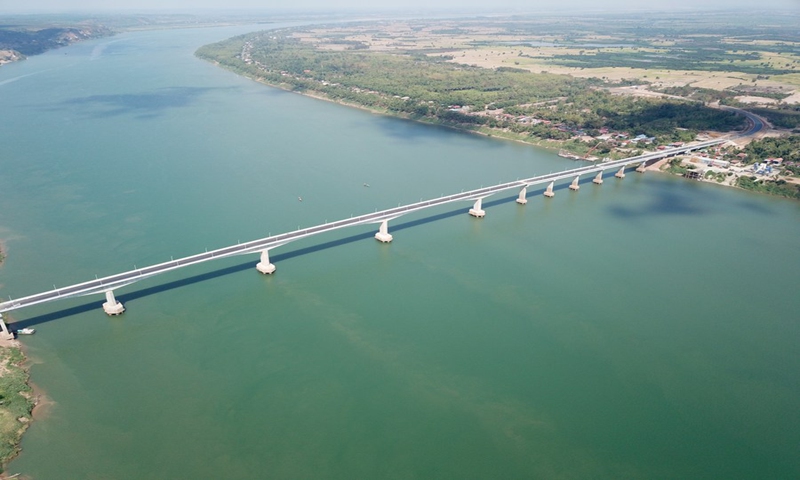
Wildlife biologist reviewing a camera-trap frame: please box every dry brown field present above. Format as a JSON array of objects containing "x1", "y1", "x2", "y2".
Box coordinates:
[{"x1": 290, "y1": 20, "x2": 800, "y2": 104}]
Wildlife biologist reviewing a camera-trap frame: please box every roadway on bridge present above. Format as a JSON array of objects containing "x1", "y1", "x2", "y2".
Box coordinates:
[{"x1": 0, "y1": 138, "x2": 725, "y2": 315}]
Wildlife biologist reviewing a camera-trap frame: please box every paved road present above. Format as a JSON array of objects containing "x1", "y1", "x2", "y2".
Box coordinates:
[
  {"x1": 0, "y1": 138, "x2": 725, "y2": 314},
  {"x1": 720, "y1": 105, "x2": 765, "y2": 137}
]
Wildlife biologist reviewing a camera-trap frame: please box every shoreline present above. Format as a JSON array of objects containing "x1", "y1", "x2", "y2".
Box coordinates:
[
  {"x1": 218, "y1": 62, "x2": 568, "y2": 154},
  {"x1": 210, "y1": 62, "x2": 795, "y2": 200},
  {"x1": 0, "y1": 49, "x2": 24, "y2": 67},
  {"x1": 0, "y1": 242, "x2": 36, "y2": 476},
  {"x1": 209, "y1": 63, "x2": 796, "y2": 200},
  {"x1": 652, "y1": 156, "x2": 800, "y2": 200},
  {"x1": 0, "y1": 331, "x2": 35, "y2": 476}
]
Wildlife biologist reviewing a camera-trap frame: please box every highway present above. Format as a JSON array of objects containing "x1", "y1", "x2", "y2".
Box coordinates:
[
  {"x1": 0, "y1": 138, "x2": 725, "y2": 315},
  {"x1": 721, "y1": 105, "x2": 765, "y2": 137}
]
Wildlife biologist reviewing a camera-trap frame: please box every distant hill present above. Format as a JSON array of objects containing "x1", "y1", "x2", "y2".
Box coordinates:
[{"x1": 0, "y1": 25, "x2": 111, "y2": 59}]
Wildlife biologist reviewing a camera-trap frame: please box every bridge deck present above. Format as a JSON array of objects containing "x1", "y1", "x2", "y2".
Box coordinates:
[{"x1": 0, "y1": 139, "x2": 724, "y2": 314}]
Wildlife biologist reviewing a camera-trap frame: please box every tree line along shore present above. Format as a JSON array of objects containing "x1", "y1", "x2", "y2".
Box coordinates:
[
  {"x1": 195, "y1": 23, "x2": 799, "y2": 200},
  {"x1": 0, "y1": 24, "x2": 111, "y2": 66},
  {"x1": 196, "y1": 29, "x2": 745, "y2": 150}
]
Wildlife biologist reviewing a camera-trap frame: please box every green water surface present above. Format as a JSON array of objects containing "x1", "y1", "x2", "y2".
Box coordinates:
[{"x1": 0, "y1": 23, "x2": 798, "y2": 480}]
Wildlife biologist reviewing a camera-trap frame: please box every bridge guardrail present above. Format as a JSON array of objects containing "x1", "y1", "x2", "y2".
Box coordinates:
[{"x1": 0, "y1": 139, "x2": 725, "y2": 314}]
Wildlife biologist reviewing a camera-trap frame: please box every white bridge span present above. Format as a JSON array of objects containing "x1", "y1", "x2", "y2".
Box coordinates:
[{"x1": 0, "y1": 140, "x2": 724, "y2": 335}]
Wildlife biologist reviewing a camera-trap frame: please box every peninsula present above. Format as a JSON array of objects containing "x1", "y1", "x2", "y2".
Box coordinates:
[
  {"x1": 0, "y1": 13, "x2": 278, "y2": 67},
  {"x1": 0, "y1": 22, "x2": 111, "y2": 66}
]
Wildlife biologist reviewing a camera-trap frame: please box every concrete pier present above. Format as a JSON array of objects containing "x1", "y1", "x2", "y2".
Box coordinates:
[
  {"x1": 0, "y1": 314, "x2": 13, "y2": 340},
  {"x1": 516, "y1": 186, "x2": 528, "y2": 205},
  {"x1": 543, "y1": 181, "x2": 555, "y2": 198},
  {"x1": 256, "y1": 250, "x2": 276, "y2": 274},
  {"x1": 615, "y1": 166, "x2": 626, "y2": 179},
  {"x1": 375, "y1": 219, "x2": 393, "y2": 243},
  {"x1": 469, "y1": 198, "x2": 486, "y2": 217},
  {"x1": 636, "y1": 162, "x2": 647, "y2": 173},
  {"x1": 569, "y1": 175, "x2": 581, "y2": 191},
  {"x1": 0, "y1": 137, "x2": 730, "y2": 321},
  {"x1": 102, "y1": 290, "x2": 125, "y2": 316}
]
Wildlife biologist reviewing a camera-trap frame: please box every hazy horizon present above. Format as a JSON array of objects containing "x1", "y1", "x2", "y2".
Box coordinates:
[{"x1": 1, "y1": 0, "x2": 797, "y2": 14}]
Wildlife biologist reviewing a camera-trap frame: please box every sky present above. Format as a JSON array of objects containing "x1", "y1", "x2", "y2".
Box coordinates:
[{"x1": 0, "y1": 0, "x2": 797, "y2": 13}]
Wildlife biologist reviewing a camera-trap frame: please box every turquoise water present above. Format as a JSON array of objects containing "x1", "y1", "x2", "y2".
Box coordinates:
[{"x1": 1, "y1": 24, "x2": 799, "y2": 479}]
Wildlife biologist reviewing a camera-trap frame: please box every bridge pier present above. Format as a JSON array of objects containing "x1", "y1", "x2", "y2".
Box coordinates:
[
  {"x1": 469, "y1": 198, "x2": 485, "y2": 218},
  {"x1": 516, "y1": 186, "x2": 528, "y2": 205},
  {"x1": 615, "y1": 166, "x2": 626, "y2": 179},
  {"x1": 103, "y1": 290, "x2": 125, "y2": 316},
  {"x1": 636, "y1": 162, "x2": 647, "y2": 173},
  {"x1": 256, "y1": 250, "x2": 276, "y2": 274},
  {"x1": 543, "y1": 181, "x2": 555, "y2": 198},
  {"x1": 375, "y1": 220, "x2": 393, "y2": 243},
  {"x1": 0, "y1": 314, "x2": 13, "y2": 341},
  {"x1": 593, "y1": 171, "x2": 603, "y2": 184},
  {"x1": 569, "y1": 175, "x2": 581, "y2": 191}
]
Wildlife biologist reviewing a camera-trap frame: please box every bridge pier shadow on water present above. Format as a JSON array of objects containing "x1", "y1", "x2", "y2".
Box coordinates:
[{"x1": 10, "y1": 189, "x2": 547, "y2": 329}]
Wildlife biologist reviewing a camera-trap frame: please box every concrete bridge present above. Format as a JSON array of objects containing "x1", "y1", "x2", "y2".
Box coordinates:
[{"x1": 0, "y1": 139, "x2": 725, "y2": 337}]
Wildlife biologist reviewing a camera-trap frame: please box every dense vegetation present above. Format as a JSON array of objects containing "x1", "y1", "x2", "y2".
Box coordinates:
[
  {"x1": 198, "y1": 32, "x2": 591, "y2": 109},
  {"x1": 749, "y1": 107, "x2": 800, "y2": 130},
  {"x1": 196, "y1": 30, "x2": 745, "y2": 146},
  {"x1": 736, "y1": 175, "x2": 800, "y2": 199},
  {"x1": 0, "y1": 25, "x2": 110, "y2": 56},
  {"x1": 743, "y1": 135, "x2": 800, "y2": 164},
  {"x1": 503, "y1": 90, "x2": 743, "y2": 139},
  {"x1": 543, "y1": 49, "x2": 797, "y2": 75},
  {"x1": 0, "y1": 346, "x2": 34, "y2": 472}
]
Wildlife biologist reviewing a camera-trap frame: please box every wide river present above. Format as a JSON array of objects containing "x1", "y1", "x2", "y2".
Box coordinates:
[{"x1": 0, "y1": 23, "x2": 799, "y2": 479}]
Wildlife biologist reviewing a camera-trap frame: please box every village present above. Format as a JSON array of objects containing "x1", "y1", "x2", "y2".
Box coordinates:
[{"x1": 441, "y1": 99, "x2": 799, "y2": 195}]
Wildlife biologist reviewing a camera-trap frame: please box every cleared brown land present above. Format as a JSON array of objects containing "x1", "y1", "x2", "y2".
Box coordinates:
[{"x1": 291, "y1": 19, "x2": 800, "y2": 104}]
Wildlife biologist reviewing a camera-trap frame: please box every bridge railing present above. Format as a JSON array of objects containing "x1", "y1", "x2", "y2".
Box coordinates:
[{"x1": 0, "y1": 139, "x2": 725, "y2": 315}]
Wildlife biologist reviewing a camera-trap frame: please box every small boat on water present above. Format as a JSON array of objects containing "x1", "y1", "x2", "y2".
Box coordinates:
[
  {"x1": 363, "y1": 183, "x2": 370, "y2": 187},
  {"x1": 298, "y1": 196, "x2": 303, "y2": 202},
  {"x1": 15, "y1": 328, "x2": 35, "y2": 335}
]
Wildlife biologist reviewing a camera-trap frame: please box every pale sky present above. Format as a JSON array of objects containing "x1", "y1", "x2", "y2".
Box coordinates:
[{"x1": 1, "y1": 0, "x2": 798, "y2": 13}]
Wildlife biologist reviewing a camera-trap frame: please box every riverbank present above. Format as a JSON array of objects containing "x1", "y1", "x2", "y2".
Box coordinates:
[
  {"x1": 208, "y1": 40, "x2": 800, "y2": 202},
  {"x1": 0, "y1": 336, "x2": 34, "y2": 476},
  {"x1": 271, "y1": 78, "x2": 800, "y2": 200},
  {"x1": 0, "y1": 24, "x2": 112, "y2": 67},
  {"x1": 202, "y1": 58, "x2": 595, "y2": 156},
  {"x1": 0, "y1": 50, "x2": 23, "y2": 67},
  {"x1": 301, "y1": 88, "x2": 572, "y2": 151},
  {"x1": 0, "y1": 244, "x2": 35, "y2": 475}
]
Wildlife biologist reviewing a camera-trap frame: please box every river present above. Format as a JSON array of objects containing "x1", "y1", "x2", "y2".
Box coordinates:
[{"x1": 0, "y1": 23, "x2": 799, "y2": 479}]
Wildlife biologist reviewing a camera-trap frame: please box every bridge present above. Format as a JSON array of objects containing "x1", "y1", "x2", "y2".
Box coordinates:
[{"x1": 0, "y1": 139, "x2": 726, "y2": 337}]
